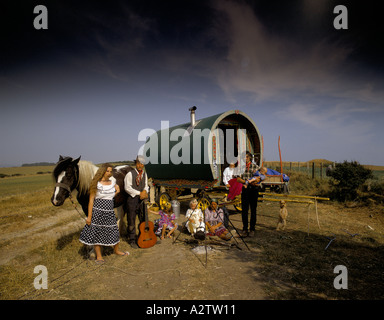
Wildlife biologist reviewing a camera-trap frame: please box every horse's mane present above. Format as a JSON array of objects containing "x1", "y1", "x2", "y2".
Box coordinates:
[{"x1": 78, "y1": 160, "x2": 98, "y2": 195}]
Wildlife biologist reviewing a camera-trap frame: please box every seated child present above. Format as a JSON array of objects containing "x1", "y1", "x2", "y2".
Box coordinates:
[
  {"x1": 205, "y1": 199, "x2": 232, "y2": 241},
  {"x1": 185, "y1": 199, "x2": 205, "y2": 240},
  {"x1": 154, "y1": 202, "x2": 178, "y2": 240}
]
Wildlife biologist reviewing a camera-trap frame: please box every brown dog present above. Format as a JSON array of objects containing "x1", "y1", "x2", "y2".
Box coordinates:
[{"x1": 276, "y1": 200, "x2": 288, "y2": 230}]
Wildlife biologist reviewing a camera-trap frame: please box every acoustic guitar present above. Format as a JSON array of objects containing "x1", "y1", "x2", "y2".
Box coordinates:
[{"x1": 137, "y1": 199, "x2": 157, "y2": 248}]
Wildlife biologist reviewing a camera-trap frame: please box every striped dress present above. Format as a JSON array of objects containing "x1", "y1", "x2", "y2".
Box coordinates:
[
  {"x1": 204, "y1": 208, "x2": 227, "y2": 236},
  {"x1": 79, "y1": 178, "x2": 120, "y2": 246}
]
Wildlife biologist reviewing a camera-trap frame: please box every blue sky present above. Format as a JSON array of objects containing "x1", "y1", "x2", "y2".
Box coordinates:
[{"x1": 1, "y1": 0, "x2": 383, "y2": 167}]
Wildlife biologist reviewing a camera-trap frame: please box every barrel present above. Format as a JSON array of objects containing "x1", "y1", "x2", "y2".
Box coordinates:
[{"x1": 171, "y1": 200, "x2": 180, "y2": 219}]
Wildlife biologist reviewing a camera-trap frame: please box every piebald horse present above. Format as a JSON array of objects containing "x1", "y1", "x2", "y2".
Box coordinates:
[{"x1": 51, "y1": 155, "x2": 131, "y2": 235}]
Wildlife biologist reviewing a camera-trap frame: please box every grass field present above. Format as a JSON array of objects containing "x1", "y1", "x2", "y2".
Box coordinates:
[
  {"x1": 0, "y1": 165, "x2": 55, "y2": 176},
  {"x1": 0, "y1": 174, "x2": 54, "y2": 197},
  {"x1": 0, "y1": 167, "x2": 78, "y2": 233},
  {"x1": 0, "y1": 163, "x2": 383, "y2": 300}
]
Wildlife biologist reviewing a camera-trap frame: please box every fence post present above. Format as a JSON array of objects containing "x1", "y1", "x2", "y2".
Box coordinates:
[{"x1": 312, "y1": 162, "x2": 315, "y2": 179}]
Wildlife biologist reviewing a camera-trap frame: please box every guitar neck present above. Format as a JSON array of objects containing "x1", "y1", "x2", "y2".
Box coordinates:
[{"x1": 143, "y1": 199, "x2": 149, "y2": 225}]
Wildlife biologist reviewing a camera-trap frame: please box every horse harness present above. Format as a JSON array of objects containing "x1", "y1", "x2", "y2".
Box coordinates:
[{"x1": 54, "y1": 181, "x2": 87, "y2": 222}]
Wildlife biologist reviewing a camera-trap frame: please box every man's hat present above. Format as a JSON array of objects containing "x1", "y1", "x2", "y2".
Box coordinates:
[{"x1": 135, "y1": 155, "x2": 146, "y2": 164}]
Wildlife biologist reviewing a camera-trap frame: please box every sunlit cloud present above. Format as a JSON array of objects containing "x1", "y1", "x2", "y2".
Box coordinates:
[
  {"x1": 211, "y1": 0, "x2": 355, "y2": 102},
  {"x1": 275, "y1": 102, "x2": 376, "y2": 144}
]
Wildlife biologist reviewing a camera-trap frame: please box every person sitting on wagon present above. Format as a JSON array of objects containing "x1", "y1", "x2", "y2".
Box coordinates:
[
  {"x1": 223, "y1": 162, "x2": 237, "y2": 188},
  {"x1": 226, "y1": 177, "x2": 243, "y2": 201},
  {"x1": 222, "y1": 162, "x2": 242, "y2": 201}
]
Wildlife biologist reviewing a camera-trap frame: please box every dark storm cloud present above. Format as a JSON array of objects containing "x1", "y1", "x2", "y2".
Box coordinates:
[
  {"x1": 205, "y1": 0, "x2": 383, "y2": 161},
  {"x1": 1, "y1": 0, "x2": 383, "y2": 165},
  {"x1": 1, "y1": 0, "x2": 223, "y2": 93},
  {"x1": 209, "y1": 0, "x2": 383, "y2": 100},
  {"x1": 2, "y1": 0, "x2": 381, "y2": 87}
]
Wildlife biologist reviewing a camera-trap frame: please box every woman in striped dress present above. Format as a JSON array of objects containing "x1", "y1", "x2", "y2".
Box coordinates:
[{"x1": 80, "y1": 163, "x2": 129, "y2": 263}]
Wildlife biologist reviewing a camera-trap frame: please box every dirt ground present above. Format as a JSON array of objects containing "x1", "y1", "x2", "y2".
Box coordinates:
[
  {"x1": 2, "y1": 197, "x2": 384, "y2": 301},
  {"x1": 1, "y1": 200, "x2": 268, "y2": 300},
  {"x1": 40, "y1": 233, "x2": 267, "y2": 300},
  {"x1": 0, "y1": 208, "x2": 85, "y2": 266}
]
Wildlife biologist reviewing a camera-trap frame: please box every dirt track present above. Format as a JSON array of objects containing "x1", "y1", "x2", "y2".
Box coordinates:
[
  {"x1": 3, "y1": 199, "x2": 384, "y2": 300},
  {"x1": 0, "y1": 209, "x2": 85, "y2": 266},
  {"x1": 42, "y1": 235, "x2": 267, "y2": 300},
  {"x1": 1, "y1": 205, "x2": 268, "y2": 300}
]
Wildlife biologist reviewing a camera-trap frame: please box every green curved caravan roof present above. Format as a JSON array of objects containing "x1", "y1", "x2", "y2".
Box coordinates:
[{"x1": 144, "y1": 110, "x2": 262, "y2": 186}]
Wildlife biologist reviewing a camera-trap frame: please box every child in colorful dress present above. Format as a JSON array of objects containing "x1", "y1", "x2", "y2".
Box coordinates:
[{"x1": 154, "y1": 202, "x2": 178, "y2": 240}]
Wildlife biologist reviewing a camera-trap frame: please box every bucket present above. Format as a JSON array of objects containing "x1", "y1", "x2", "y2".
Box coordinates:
[{"x1": 171, "y1": 200, "x2": 180, "y2": 219}]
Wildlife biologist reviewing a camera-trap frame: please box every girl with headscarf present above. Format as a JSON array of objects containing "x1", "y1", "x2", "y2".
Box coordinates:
[{"x1": 204, "y1": 199, "x2": 232, "y2": 241}]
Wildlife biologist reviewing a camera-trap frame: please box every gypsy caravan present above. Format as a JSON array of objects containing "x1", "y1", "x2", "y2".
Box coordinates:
[{"x1": 143, "y1": 107, "x2": 262, "y2": 211}]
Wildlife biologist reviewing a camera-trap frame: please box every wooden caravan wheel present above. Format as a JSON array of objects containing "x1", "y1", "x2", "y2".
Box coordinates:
[
  {"x1": 197, "y1": 196, "x2": 210, "y2": 212},
  {"x1": 158, "y1": 192, "x2": 171, "y2": 210},
  {"x1": 233, "y1": 197, "x2": 242, "y2": 212}
]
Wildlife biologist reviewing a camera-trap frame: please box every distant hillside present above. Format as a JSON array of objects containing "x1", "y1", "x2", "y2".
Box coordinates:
[
  {"x1": 308, "y1": 160, "x2": 384, "y2": 171},
  {"x1": 19, "y1": 160, "x2": 135, "y2": 168},
  {"x1": 109, "y1": 160, "x2": 135, "y2": 166},
  {"x1": 363, "y1": 165, "x2": 384, "y2": 171},
  {"x1": 21, "y1": 162, "x2": 55, "y2": 167},
  {"x1": 307, "y1": 159, "x2": 333, "y2": 165}
]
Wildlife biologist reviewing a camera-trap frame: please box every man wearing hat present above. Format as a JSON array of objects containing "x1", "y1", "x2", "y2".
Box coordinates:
[
  {"x1": 124, "y1": 155, "x2": 149, "y2": 248},
  {"x1": 237, "y1": 151, "x2": 259, "y2": 237}
]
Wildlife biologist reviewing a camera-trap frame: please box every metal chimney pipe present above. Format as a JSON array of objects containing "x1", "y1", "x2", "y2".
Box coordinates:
[{"x1": 189, "y1": 106, "x2": 197, "y2": 127}]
